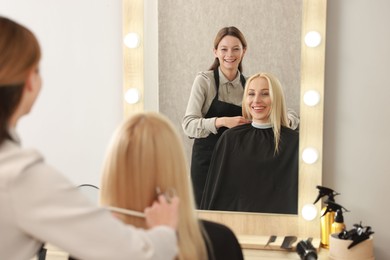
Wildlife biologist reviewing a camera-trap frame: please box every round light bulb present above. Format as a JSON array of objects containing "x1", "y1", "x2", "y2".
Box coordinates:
[
  {"x1": 302, "y1": 204, "x2": 318, "y2": 221},
  {"x1": 302, "y1": 147, "x2": 319, "y2": 164},
  {"x1": 124, "y1": 33, "x2": 140, "y2": 48},
  {"x1": 124, "y1": 88, "x2": 140, "y2": 104},
  {"x1": 303, "y1": 90, "x2": 321, "y2": 106},
  {"x1": 305, "y1": 31, "x2": 321, "y2": 47}
]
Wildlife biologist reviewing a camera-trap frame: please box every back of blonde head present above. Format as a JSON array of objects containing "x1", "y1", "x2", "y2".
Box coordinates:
[{"x1": 100, "y1": 112, "x2": 208, "y2": 260}]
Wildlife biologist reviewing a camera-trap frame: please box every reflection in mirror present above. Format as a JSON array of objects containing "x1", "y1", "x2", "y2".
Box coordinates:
[
  {"x1": 123, "y1": 0, "x2": 326, "y2": 246},
  {"x1": 158, "y1": 0, "x2": 302, "y2": 214},
  {"x1": 158, "y1": 0, "x2": 302, "y2": 166}
]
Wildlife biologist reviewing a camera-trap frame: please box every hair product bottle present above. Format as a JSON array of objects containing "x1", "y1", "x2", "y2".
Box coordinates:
[
  {"x1": 320, "y1": 205, "x2": 334, "y2": 248},
  {"x1": 331, "y1": 209, "x2": 346, "y2": 235},
  {"x1": 313, "y1": 186, "x2": 340, "y2": 248}
]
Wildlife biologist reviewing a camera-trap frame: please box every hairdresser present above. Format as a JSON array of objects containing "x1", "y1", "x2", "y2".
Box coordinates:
[{"x1": 0, "y1": 16, "x2": 179, "y2": 260}]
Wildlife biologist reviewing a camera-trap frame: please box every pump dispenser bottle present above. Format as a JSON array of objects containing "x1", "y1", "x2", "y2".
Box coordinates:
[{"x1": 313, "y1": 186, "x2": 340, "y2": 248}]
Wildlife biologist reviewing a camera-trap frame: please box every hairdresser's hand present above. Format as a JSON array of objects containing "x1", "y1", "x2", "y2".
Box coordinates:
[
  {"x1": 144, "y1": 195, "x2": 180, "y2": 230},
  {"x1": 216, "y1": 116, "x2": 251, "y2": 129}
]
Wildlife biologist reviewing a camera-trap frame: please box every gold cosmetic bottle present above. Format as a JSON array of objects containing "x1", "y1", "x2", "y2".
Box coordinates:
[
  {"x1": 314, "y1": 186, "x2": 340, "y2": 249},
  {"x1": 320, "y1": 207, "x2": 335, "y2": 248},
  {"x1": 321, "y1": 200, "x2": 348, "y2": 248},
  {"x1": 331, "y1": 209, "x2": 346, "y2": 234}
]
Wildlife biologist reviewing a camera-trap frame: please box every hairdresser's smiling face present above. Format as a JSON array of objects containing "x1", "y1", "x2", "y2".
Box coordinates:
[
  {"x1": 246, "y1": 76, "x2": 271, "y2": 124},
  {"x1": 214, "y1": 35, "x2": 246, "y2": 74}
]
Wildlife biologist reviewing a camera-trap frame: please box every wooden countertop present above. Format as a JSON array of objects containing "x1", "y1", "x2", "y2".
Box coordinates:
[
  {"x1": 244, "y1": 248, "x2": 329, "y2": 259},
  {"x1": 239, "y1": 235, "x2": 328, "y2": 259}
]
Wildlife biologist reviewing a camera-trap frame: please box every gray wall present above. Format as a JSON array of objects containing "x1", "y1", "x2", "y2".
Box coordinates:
[
  {"x1": 324, "y1": 0, "x2": 389, "y2": 258},
  {"x1": 1, "y1": 0, "x2": 389, "y2": 258}
]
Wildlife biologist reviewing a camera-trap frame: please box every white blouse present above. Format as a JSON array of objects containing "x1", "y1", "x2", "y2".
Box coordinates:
[{"x1": 0, "y1": 134, "x2": 177, "y2": 260}]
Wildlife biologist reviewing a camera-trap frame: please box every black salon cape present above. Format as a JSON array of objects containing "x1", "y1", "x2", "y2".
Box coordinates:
[{"x1": 200, "y1": 123, "x2": 299, "y2": 214}]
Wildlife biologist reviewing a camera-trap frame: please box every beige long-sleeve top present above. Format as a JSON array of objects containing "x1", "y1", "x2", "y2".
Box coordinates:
[
  {"x1": 182, "y1": 69, "x2": 245, "y2": 139},
  {"x1": 182, "y1": 69, "x2": 300, "y2": 139},
  {"x1": 0, "y1": 133, "x2": 177, "y2": 260}
]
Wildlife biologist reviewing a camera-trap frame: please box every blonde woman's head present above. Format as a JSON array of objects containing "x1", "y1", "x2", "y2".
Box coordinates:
[
  {"x1": 100, "y1": 112, "x2": 195, "y2": 217},
  {"x1": 100, "y1": 112, "x2": 207, "y2": 259},
  {"x1": 242, "y1": 72, "x2": 289, "y2": 153}
]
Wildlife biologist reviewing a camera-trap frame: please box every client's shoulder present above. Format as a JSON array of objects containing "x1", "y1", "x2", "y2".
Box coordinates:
[
  {"x1": 281, "y1": 126, "x2": 299, "y2": 137},
  {"x1": 223, "y1": 123, "x2": 252, "y2": 136}
]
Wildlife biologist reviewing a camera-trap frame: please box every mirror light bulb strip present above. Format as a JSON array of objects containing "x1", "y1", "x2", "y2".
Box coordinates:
[
  {"x1": 124, "y1": 32, "x2": 140, "y2": 48},
  {"x1": 302, "y1": 147, "x2": 319, "y2": 164},
  {"x1": 302, "y1": 204, "x2": 318, "y2": 221},
  {"x1": 125, "y1": 88, "x2": 141, "y2": 104},
  {"x1": 303, "y1": 90, "x2": 321, "y2": 106},
  {"x1": 304, "y1": 31, "x2": 321, "y2": 47}
]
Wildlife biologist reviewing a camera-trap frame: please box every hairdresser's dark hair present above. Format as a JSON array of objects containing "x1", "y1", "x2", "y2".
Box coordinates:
[
  {"x1": 0, "y1": 16, "x2": 41, "y2": 145},
  {"x1": 209, "y1": 26, "x2": 247, "y2": 72}
]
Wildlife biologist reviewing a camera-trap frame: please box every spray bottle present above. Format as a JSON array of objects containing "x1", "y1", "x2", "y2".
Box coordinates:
[
  {"x1": 328, "y1": 201, "x2": 349, "y2": 235},
  {"x1": 313, "y1": 186, "x2": 340, "y2": 248}
]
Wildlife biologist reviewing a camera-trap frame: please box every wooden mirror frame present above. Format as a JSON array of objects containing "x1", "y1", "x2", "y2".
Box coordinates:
[{"x1": 122, "y1": 0, "x2": 326, "y2": 246}]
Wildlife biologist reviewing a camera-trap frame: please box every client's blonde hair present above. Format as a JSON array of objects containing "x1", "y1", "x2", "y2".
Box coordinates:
[
  {"x1": 242, "y1": 72, "x2": 289, "y2": 154},
  {"x1": 100, "y1": 112, "x2": 208, "y2": 260}
]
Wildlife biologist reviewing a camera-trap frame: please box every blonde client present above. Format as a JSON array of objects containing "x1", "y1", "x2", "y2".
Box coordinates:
[
  {"x1": 200, "y1": 72, "x2": 299, "y2": 214},
  {"x1": 100, "y1": 112, "x2": 244, "y2": 260}
]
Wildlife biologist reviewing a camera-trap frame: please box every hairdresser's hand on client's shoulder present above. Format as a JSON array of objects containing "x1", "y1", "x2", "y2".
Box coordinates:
[
  {"x1": 216, "y1": 116, "x2": 251, "y2": 129},
  {"x1": 144, "y1": 195, "x2": 180, "y2": 230}
]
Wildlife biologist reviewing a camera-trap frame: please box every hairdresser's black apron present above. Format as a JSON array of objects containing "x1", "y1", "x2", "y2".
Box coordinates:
[{"x1": 191, "y1": 68, "x2": 245, "y2": 207}]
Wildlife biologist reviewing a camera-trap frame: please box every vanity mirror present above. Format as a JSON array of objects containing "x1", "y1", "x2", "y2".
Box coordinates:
[{"x1": 122, "y1": 0, "x2": 326, "y2": 245}]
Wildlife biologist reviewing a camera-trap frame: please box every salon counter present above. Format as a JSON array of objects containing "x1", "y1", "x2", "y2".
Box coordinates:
[
  {"x1": 239, "y1": 235, "x2": 329, "y2": 259},
  {"x1": 34, "y1": 241, "x2": 330, "y2": 260},
  {"x1": 244, "y1": 248, "x2": 329, "y2": 259},
  {"x1": 35, "y1": 246, "x2": 330, "y2": 260}
]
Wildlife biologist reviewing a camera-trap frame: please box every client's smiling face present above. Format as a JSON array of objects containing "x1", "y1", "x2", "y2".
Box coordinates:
[{"x1": 246, "y1": 76, "x2": 271, "y2": 124}]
